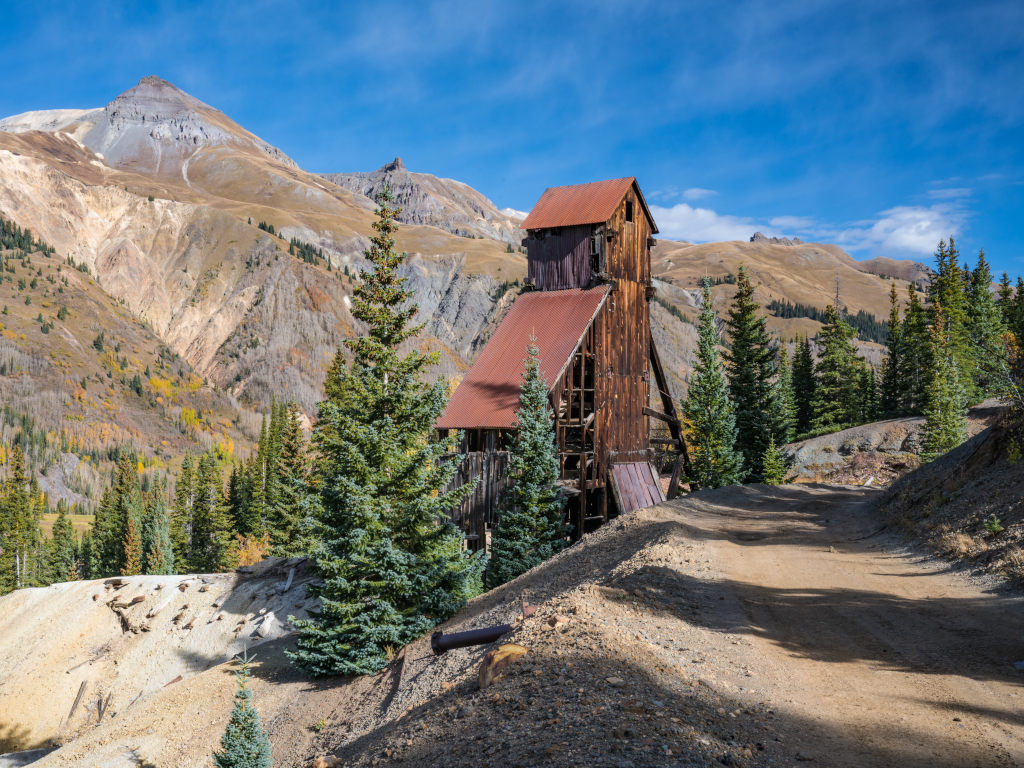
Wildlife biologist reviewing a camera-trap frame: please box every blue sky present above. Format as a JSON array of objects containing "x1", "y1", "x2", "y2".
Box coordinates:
[{"x1": 2, "y1": 0, "x2": 1022, "y2": 274}]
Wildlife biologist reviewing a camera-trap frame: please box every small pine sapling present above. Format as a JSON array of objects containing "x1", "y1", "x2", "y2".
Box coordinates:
[{"x1": 213, "y1": 650, "x2": 273, "y2": 768}]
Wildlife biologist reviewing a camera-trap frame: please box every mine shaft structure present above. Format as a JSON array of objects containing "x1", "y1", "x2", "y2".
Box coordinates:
[{"x1": 437, "y1": 177, "x2": 690, "y2": 550}]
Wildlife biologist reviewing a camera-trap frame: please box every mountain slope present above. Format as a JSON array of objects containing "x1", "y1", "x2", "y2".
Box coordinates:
[
  {"x1": 322, "y1": 157, "x2": 524, "y2": 244},
  {"x1": 0, "y1": 79, "x2": 525, "y2": 422}
]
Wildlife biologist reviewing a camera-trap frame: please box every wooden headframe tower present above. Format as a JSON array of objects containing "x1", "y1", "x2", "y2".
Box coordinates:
[{"x1": 437, "y1": 177, "x2": 690, "y2": 549}]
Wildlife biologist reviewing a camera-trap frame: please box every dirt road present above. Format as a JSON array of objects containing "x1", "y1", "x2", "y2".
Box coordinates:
[{"x1": 681, "y1": 483, "x2": 1024, "y2": 767}]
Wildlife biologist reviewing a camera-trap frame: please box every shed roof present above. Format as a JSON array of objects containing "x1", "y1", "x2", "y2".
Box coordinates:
[
  {"x1": 436, "y1": 287, "x2": 610, "y2": 430},
  {"x1": 520, "y1": 177, "x2": 658, "y2": 233}
]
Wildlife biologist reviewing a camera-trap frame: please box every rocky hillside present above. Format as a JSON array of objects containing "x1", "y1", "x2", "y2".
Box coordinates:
[
  {"x1": 0, "y1": 78, "x2": 523, "y2": 421},
  {"x1": 322, "y1": 157, "x2": 524, "y2": 244}
]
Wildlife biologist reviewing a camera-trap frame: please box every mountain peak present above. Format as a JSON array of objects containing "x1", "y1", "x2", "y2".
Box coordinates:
[
  {"x1": 109, "y1": 75, "x2": 204, "y2": 116},
  {"x1": 380, "y1": 157, "x2": 407, "y2": 172}
]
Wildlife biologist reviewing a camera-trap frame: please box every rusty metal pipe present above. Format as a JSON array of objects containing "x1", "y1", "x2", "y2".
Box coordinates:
[{"x1": 431, "y1": 623, "x2": 512, "y2": 655}]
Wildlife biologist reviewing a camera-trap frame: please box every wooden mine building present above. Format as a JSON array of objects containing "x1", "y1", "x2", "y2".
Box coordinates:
[{"x1": 437, "y1": 177, "x2": 689, "y2": 549}]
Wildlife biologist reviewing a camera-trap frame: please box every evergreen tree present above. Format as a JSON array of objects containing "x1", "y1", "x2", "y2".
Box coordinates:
[
  {"x1": 227, "y1": 462, "x2": 258, "y2": 538},
  {"x1": 967, "y1": 249, "x2": 1005, "y2": 396},
  {"x1": 267, "y1": 403, "x2": 310, "y2": 556},
  {"x1": 724, "y1": 266, "x2": 778, "y2": 480},
  {"x1": 682, "y1": 279, "x2": 744, "y2": 488},
  {"x1": 1012, "y1": 276, "x2": 1024, "y2": 341},
  {"x1": 189, "y1": 456, "x2": 236, "y2": 573},
  {"x1": 0, "y1": 446, "x2": 42, "y2": 592},
  {"x1": 142, "y1": 491, "x2": 175, "y2": 575},
  {"x1": 792, "y1": 336, "x2": 816, "y2": 434},
  {"x1": 810, "y1": 304, "x2": 859, "y2": 432},
  {"x1": 998, "y1": 272, "x2": 1015, "y2": 327},
  {"x1": 858, "y1": 364, "x2": 880, "y2": 422},
  {"x1": 486, "y1": 340, "x2": 568, "y2": 589},
  {"x1": 880, "y1": 282, "x2": 904, "y2": 416},
  {"x1": 170, "y1": 454, "x2": 195, "y2": 569},
  {"x1": 49, "y1": 507, "x2": 79, "y2": 583},
  {"x1": 288, "y1": 188, "x2": 484, "y2": 677},
  {"x1": 929, "y1": 238, "x2": 975, "y2": 400},
  {"x1": 121, "y1": 511, "x2": 142, "y2": 576},
  {"x1": 212, "y1": 651, "x2": 273, "y2": 768},
  {"x1": 760, "y1": 436, "x2": 789, "y2": 485},
  {"x1": 79, "y1": 530, "x2": 94, "y2": 580},
  {"x1": 920, "y1": 304, "x2": 968, "y2": 462},
  {"x1": 770, "y1": 345, "x2": 796, "y2": 444},
  {"x1": 900, "y1": 283, "x2": 931, "y2": 414}
]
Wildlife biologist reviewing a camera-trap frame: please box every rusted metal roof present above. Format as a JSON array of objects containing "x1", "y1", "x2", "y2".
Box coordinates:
[
  {"x1": 520, "y1": 177, "x2": 658, "y2": 233},
  {"x1": 437, "y1": 287, "x2": 610, "y2": 430}
]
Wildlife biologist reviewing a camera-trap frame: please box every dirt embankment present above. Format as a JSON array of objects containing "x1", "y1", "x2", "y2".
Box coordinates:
[
  {"x1": 0, "y1": 558, "x2": 313, "y2": 759},
  {"x1": 7, "y1": 483, "x2": 1024, "y2": 767},
  {"x1": 883, "y1": 415, "x2": 1024, "y2": 584}
]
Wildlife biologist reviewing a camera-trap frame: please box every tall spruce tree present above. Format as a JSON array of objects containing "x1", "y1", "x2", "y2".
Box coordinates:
[
  {"x1": 770, "y1": 345, "x2": 796, "y2": 444},
  {"x1": 901, "y1": 283, "x2": 931, "y2": 414},
  {"x1": 142, "y1": 489, "x2": 175, "y2": 575},
  {"x1": 288, "y1": 188, "x2": 484, "y2": 677},
  {"x1": 212, "y1": 651, "x2": 273, "y2": 768},
  {"x1": 968, "y1": 249, "x2": 1005, "y2": 396},
  {"x1": 929, "y1": 238, "x2": 975, "y2": 401},
  {"x1": 683, "y1": 279, "x2": 744, "y2": 488},
  {"x1": 724, "y1": 267, "x2": 778, "y2": 480},
  {"x1": 268, "y1": 403, "x2": 310, "y2": 556},
  {"x1": 170, "y1": 454, "x2": 195, "y2": 568},
  {"x1": 792, "y1": 336, "x2": 816, "y2": 434},
  {"x1": 189, "y1": 455, "x2": 236, "y2": 573},
  {"x1": 998, "y1": 272, "x2": 1015, "y2": 327},
  {"x1": 880, "y1": 282, "x2": 904, "y2": 416},
  {"x1": 810, "y1": 304, "x2": 859, "y2": 432},
  {"x1": 486, "y1": 340, "x2": 568, "y2": 589},
  {"x1": 49, "y1": 507, "x2": 79, "y2": 583},
  {"x1": 921, "y1": 303, "x2": 968, "y2": 462}
]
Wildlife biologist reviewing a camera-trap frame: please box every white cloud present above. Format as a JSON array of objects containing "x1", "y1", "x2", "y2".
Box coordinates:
[
  {"x1": 831, "y1": 204, "x2": 967, "y2": 256},
  {"x1": 650, "y1": 203, "x2": 759, "y2": 242},
  {"x1": 682, "y1": 187, "x2": 718, "y2": 201}
]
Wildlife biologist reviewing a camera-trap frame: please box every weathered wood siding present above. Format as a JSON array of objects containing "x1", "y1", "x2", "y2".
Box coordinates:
[
  {"x1": 593, "y1": 185, "x2": 653, "y2": 491},
  {"x1": 445, "y1": 449, "x2": 510, "y2": 551},
  {"x1": 526, "y1": 224, "x2": 594, "y2": 290}
]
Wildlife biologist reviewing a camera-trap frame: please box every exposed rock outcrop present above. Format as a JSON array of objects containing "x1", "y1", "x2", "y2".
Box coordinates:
[
  {"x1": 322, "y1": 158, "x2": 524, "y2": 244},
  {"x1": 750, "y1": 231, "x2": 803, "y2": 246}
]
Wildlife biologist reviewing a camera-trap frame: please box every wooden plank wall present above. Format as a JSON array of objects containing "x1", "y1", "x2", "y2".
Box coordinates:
[
  {"x1": 526, "y1": 224, "x2": 593, "y2": 290},
  {"x1": 445, "y1": 449, "x2": 510, "y2": 551},
  {"x1": 594, "y1": 184, "x2": 653, "y2": 485}
]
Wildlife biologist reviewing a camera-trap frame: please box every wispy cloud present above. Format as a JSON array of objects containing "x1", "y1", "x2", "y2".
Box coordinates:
[
  {"x1": 682, "y1": 187, "x2": 717, "y2": 201},
  {"x1": 829, "y1": 203, "x2": 968, "y2": 255},
  {"x1": 769, "y1": 215, "x2": 815, "y2": 229},
  {"x1": 927, "y1": 187, "x2": 972, "y2": 200}
]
